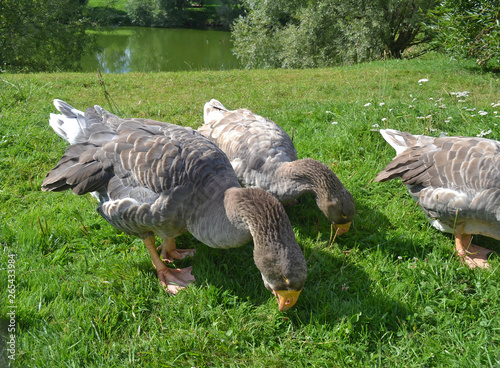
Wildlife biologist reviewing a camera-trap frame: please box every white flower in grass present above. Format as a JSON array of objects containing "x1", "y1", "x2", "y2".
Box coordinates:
[
  {"x1": 379, "y1": 102, "x2": 385, "y2": 107},
  {"x1": 372, "y1": 123, "x2": 380, "y2": 128},
  {"x1": 458, "y1": 100, "x2": 466, "y2": 103},
  {"x1": 418, "y1": 78, "x2": 429, "y2": 84},
  {"x1": 479, "y1": 111, "x2": 488, "y2": 116},
  {"x1": 326, "y1": 111, "x2": 333, "y2": 114},
  {"x1": 331, "y1": 121, "x2": 338, "y2": 125},
  {"x1": 477, "y1": 129, "x2": 492, "y2": 137},
  {"x1": 364, "y1": 103, "x2": 372, "y2": 107},
  {"x1": 494, "y1": 111, "x2": 498, "y2": 114},
  {"x1": 381, "y1": 118, "x2": 387, "y2": 122},
  {"x1": 492, "y1": 103, "x2": 500, "y2": 107},
  {"x1": 439, "y1": 105, "x2": 447, "y2": 109},
  {"x1": 471, "y1": 114, "x2": 476, "y2": 117},
  {"x1": 451, "y1": 91, "x2": 470, "y2": 98}
]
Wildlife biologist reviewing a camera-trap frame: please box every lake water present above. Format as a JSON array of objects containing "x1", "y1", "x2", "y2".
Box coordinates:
[{"x1": 81, "y1": 27, "x2": 241, "y2": 73}]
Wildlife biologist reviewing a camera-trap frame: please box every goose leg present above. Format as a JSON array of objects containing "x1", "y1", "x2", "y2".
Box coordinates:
[
  {"x1": 455, "y1": 233, "x2": 493, "y2": 269},
  {"x1": 157, "y1": 238, "x2": 196, "y2": 263},
  {"x1": 143, "y1": 236, "x2": 196, "y2": 294}
]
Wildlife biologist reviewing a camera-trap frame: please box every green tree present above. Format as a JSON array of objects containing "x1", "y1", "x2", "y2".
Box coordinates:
[
  {"x1": 0, "y1": 0, "x2": 93, "y2": 72},
  {"x1": 431, "y1": 0, "x2": 500, "y2": 70},
  {"x1": 217, "y1": 0, "x2": 245, "y2": 28},
  {"x1": 126, "y1": 0, "x2": 189, "y2": 27},
  {"x1": 232, "y1": 0, "x2": 437, "y2": 68}
]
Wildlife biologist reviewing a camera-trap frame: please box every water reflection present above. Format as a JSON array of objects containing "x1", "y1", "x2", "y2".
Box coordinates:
[{"x1": 81, "y1": 27, "x2": 241, "y2": 73}]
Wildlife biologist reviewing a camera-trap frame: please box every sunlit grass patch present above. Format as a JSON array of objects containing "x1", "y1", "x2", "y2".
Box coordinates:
[{"x1": 1, "y1": 53, "x2": 499, "y2": 367}]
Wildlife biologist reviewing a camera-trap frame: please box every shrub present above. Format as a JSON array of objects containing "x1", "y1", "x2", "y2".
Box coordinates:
[
  {"x1": 0, "y1": 0, "x2": 93, "y2": 72},
  {"x1": 431, "y1": 0, "x2": 500, "y2": 70}
]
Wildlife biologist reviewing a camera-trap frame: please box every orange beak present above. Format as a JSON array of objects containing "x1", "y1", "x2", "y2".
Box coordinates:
[
  {"x1": 273, "y1": 289, "x2": 302, "y2": 311},
  {"x1": 333, "y1": 222, "x2": 351, "y2": 236}
]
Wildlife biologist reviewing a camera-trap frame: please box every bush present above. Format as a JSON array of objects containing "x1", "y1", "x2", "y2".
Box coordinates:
[
  {"x1": 431, "y1": 0, "x2": 500, "y2": 70},
  {"x1": 232, "y1": 0, "x2": 437, "y2": 69},
  {"x1": 126, "y1": 0, "x2": 188, "y2": 27},
  {"x1": 0, "y1": 0, "x2": 93, "y2": 72}
]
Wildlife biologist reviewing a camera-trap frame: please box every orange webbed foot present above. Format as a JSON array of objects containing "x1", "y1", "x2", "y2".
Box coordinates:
[{"x1": 157, "y1": 266, "x2": 196, "y2": 294}]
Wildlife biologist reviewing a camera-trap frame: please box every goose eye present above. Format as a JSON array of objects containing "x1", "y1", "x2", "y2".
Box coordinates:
[
  {"x1": 341, "y1": 213, "x2": 348, "y2": 219},
  {"x1": 282, "y1": 275, "x2": 289, "y2": 284}
]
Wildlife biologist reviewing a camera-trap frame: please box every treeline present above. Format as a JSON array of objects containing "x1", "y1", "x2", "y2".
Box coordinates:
[
  {"x1": 124, "y1": 0, "x2": 244, "y2": 29},
  {"x1": 0, "y1": 0, "x2": 90, "y2": 72},
  {"x1": 231, "y1": 0, "x2": 500, "y2": 70},
  {"x1": 1, "y1": 0, "x2": 498, "y2": 72}
]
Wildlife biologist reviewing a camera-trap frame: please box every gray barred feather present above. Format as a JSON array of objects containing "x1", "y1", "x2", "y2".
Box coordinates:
[
  {"x1": 375, "y1": 129, "x2": 500, "y2": 239},
  {"x1": 198, "y1": 99, "x2": 355, "y2": 225},
  {"x1": 42, "y1": 100, "x2": 307, "y2": 295}
]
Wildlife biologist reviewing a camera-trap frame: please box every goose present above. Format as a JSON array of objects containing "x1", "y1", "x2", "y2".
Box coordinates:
[
  {"x1": 374, "y1": 129, "x2": 500, "y2": 269},
  {"x1": 42, "y1": 100, "x2": 307, "y2": 311},
  {"x1": 198, "y1": 99, "x2": 355, "y2": 236}
]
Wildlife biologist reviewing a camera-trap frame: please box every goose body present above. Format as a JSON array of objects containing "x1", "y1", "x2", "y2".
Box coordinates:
[
  {"x1": 375, "y1": 129, "x2": 500, "y2": 268},
  {"x1": 198, "y1": 99, "x2": 355, "y2": 234},
  {"x1": 42, "y1": 100, "x2": 307, "y2": 310}
]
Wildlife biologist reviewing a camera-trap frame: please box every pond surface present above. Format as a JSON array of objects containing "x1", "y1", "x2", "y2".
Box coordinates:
[{"x1": 81, "y1": 27, "x2": 241, "y2": 73}]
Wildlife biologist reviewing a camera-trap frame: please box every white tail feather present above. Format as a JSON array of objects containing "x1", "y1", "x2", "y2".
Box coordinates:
[
  {"x1": 379, "y1": 129, "x2": 410, "y2": 156},
  {"x1": 204, "y1": 99, "x2": 228, "y2": 124},
  {"x1": 50, "y1": 99, "x2": 87, "y2": 144}
]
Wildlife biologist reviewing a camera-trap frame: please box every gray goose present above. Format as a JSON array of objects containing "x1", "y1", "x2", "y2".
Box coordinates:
[
  {"x1": 198, "y1": 99, "x2": 355, "y2": 236},
  {"x1": 42, "y1": 100, "x2": 307, "y2": 311},
  {"x1": 375, "y1": 129, "x2": 500, "y2": 269}
]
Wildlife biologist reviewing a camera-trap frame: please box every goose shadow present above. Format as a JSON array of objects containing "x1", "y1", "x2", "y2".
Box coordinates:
[{"x1": 129, "y1": 193, "x2": 421, "y2": 339}]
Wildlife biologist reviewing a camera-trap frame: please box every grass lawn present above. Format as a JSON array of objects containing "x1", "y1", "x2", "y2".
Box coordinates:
[{"x1": 1, "y1": 54, "x2": 500, "y2": 367}]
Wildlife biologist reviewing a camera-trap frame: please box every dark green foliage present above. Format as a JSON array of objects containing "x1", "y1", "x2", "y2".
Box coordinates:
[
  {"x1": 125, "y1": 0, "x2": 242, "y2": 28},
  {"x1": 0, "y1": 0, "x2": 94, "y2": 72},
  {"x1": 232, "y1": 0, "x2": 437, "y2": 68},
  {"x1": 217, "y1": 0, "x2": 245, "y2": 28},
  {"x1": 431, "y1": 0, "x2": 500, "y2": 70},
  {"x1": 126, "y1": 0, "x2": 156, "y2": 25}
]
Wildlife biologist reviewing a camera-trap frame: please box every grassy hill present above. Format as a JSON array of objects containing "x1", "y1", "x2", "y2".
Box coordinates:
[{"x1": 1, "y1": 54, "x2": 499, "y2": 367}]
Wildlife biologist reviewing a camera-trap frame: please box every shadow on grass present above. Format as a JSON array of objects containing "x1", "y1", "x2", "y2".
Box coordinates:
[{"x1": 133, "y1": 193, "x2": 423, "y2": 341}]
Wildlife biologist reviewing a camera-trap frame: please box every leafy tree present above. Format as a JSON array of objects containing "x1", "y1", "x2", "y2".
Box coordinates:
[
  {"x1": 126, "y1": 0, "x2": 156, "y2": 26},
  {"x1": 126, "y1": 0, "x2": 243, "y2": 28},
  {"x1": 431, "y1": 0, "x2": 500, "y2": 70},
  {"x1": 126, "y1": 0, "x2": 189, "y2": 27},
  {"x1": 232, "y1": 0, "x2": 437, "y2": 68},
  {"x1": 216, "y1": 0, "x2": 245, "y2": 28},
  {"x1": 0, "y1": 0, "x2": 93, "y2": 72}
]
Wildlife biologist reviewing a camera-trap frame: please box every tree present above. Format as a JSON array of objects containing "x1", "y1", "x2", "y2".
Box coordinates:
[
  {"x1": 232, "y1": 0, "x2": 437, "y2": 68},
  {"x1": 0, "y1": 0, "x2": 93, "y2": 72},
  {"x1": 431, "y1": 0, "x2": 500, "y2": 70}
]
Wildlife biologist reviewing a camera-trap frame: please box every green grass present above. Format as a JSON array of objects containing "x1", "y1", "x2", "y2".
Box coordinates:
[
  {"x1": 88, "y1": 0, "x2": 128, "y2": 13},
  {"x1": 1, "y1": 53, "x2": 500, "y2": 367}
]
